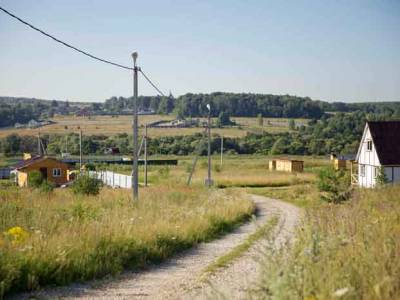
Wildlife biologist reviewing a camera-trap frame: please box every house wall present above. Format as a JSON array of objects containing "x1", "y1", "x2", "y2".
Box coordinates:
[
  {"x1": 275, "y1": 160, "x2": 303, "y2": 173},
  {"x1": 384, "y1": 166, "x2": 400, "y2": 184},
  {"x1": 358, "y1": 127, "x2": 381, "y2": 188},
  {"x1": 276, "y1": 160, "x2": 292, "y2": 172},
  {"x1": 17, "y1": 159, "x2": 69, "y2": 187}
]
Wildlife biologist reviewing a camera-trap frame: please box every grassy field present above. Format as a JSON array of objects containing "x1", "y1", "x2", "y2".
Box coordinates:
[
  {"x1": 0, "y1": 115, "x2": 308, "y2": 138},
  {"x1": 252, "y1": 182, "x2": 400, "y2": 299},
  {"x1": 96, "y1": 154, "x2": 327, "y2": 188},
  {"x1": 0, "y1": 184, "x2": 254, "y2": 296}
]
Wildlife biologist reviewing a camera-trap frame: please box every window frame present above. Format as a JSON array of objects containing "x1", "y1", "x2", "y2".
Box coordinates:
[
  {"x1": 360, "y1": 165, "x2": 366, "y2": 177},
  {"x1": 373, "y1": 167, "x2": 378, "y2": 178},
  {"x1": 366, "y1": 140, "x2": 373, "y2": 151},
  {"x1": 52, "y1": 168, "x2": 61, "y2": 177}
]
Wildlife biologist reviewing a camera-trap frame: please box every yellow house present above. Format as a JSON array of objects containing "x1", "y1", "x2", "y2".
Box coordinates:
[
  {"x1": 14, "y1": 156, "x2": 71, "y2": 187},
  {"x1": 270, "y1": 159, "x2": 304, "y2": 173}
]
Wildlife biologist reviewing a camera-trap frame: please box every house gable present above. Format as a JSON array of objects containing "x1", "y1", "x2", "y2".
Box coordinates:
[{"x1": 356, "y1": 124, "x2": 381, "y2": 167}]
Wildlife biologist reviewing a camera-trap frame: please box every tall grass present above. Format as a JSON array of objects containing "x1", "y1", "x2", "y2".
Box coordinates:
[
  {"x1": 254, "y1": 185, "x2": 400, "y2": 299},
  {"x1": 0, "y1": 184, "x2": 254, "y2": 297}
]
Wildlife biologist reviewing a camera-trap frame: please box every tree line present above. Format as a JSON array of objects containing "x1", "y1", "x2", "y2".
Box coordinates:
[{"x1": 3, "y1": 111, "x2": 394, "y2": 158}]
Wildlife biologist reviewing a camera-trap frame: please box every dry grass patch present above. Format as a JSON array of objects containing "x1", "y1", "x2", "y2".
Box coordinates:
[
  {"x1": 0, "y1": 185, "x2": 254, "y2": 296},
  {"x1": 254, "y1": 185, "x2": 400, "y2": 299}
]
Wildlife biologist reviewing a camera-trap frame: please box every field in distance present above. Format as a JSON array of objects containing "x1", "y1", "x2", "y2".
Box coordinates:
[{"x1": 0, "y1": 115, "x2": 308, "y2": 138}]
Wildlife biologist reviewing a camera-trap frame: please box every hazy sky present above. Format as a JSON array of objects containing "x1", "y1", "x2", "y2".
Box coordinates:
[{"x1": 0, "y1": 0, "x2": 399, "y2": 102}]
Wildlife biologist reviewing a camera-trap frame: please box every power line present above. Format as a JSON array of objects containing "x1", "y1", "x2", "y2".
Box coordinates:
[
  {"x1": 139, "y1": 69, "x2": 166, "y2": 97},
  {"x1": 0, "y1": 5, "x2": 167, "y2": 96},
  {"x1": 0, "y1": 5, "x2": 133, "y2": 70}
]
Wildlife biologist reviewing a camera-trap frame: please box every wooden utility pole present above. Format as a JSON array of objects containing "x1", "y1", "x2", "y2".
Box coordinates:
[
  {"x1": 144, "y1": 124, "x2": 148, "y2": 187},
  {"x1": 205, "y1": 104, "x2": 213, "y2": 187},
  {"x1": 220, "y1": 135, "x2": 223, "y2": 166},
  {"x1": 132, "y1": 52, "x2": 139, "y2": 200},
  {"x1": 79, "y1": 129, "x2": 82, "y2": 171},
  {"x1": 38, "y1": 130, "x2": 41, "y2": 156}
]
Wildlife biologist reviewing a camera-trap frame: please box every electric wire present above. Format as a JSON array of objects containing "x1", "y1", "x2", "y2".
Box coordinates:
[
  {"x1": 139, "y1": 69, "x2": 166, "y2": 97},
  {"x1": 0, "y1": 5, "x2": 167, "y2": 96},
  {"x1": 0, "y1": 6, "x2": 133, "y2": 70}
]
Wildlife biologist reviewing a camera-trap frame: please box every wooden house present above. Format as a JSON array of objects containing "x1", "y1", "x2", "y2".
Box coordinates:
[
  {"x1": 271, "y1": 159, "x2": 303, "y2": 173},
  {"x1": 355, "y1": 121, "x2": 400, "y2": 188},
  {"x1": 13, "y1": 156, "x2": 71, "y2": 187}
]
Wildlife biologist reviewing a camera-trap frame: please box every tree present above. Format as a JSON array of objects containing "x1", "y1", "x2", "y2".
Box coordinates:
[
  {"x1": 288, "y1": 119, "x2": 296, "y2": 130},
  {"x1": 257, "y1": 113, "x2": 263, "y2": 127},
  {"x1": 217, "y1": 112, "x2": 232, "y2": 127},
  {"x1": 376, "y1": 167, "x2": 388, "y2": 186},
  {"x1": 3, "y1": 134, "x2": 21, "y2": 156},
  {"x1": 317, "y1": 168, "x2": 350, "y2": 203}
]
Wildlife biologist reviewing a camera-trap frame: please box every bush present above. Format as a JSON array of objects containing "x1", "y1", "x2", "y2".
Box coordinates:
[
  {"x1": 72, "y1": 175, "x2": 102, "y2": 196},
  {"x1": 158, "y1": 166, "x2": 170, "y2": 178},
  {"x1": 39, "y1": 181, "x2": 55, "y2": 193},
  {"x1": 27, "y1": 171, "x2": 43, "y2": 188},
  {"x1": 317, "y1": 167, "x2": 350, "y2": 203}
]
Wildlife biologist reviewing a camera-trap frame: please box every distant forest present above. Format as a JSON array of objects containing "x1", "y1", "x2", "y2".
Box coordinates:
[{"x1": 1, "y1": 93, "x2": 400, "y2": 128}]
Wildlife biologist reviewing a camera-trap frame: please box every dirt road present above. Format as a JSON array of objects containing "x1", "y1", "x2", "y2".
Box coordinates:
[{"x1": 19, "y1": 195, "x2": 300, "y2": 300}]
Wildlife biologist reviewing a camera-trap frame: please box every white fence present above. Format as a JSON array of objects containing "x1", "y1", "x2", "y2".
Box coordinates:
[{"x1": 89, "y1": 170, "x2": 132, "y2": 189}]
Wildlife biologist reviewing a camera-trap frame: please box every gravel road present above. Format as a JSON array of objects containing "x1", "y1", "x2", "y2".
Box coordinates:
[{"x1": 16, "y1": 195, "x2": 300, "y2": 300}]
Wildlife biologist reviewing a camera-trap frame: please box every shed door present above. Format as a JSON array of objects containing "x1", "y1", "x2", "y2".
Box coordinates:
[{"x1": 39, "y1": 167, "x2": 47, "y2": 180}]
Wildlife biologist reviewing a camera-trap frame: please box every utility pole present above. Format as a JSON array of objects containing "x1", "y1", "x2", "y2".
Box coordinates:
[
  {"x1": 38, "y1": 130, "x2": 41, "y2": 156},
  {"x1": 220, "y1": 135, "x2": 223, "y2": 166},
  {"x1": 132, "y1": 52, "x2": 139, "y2": 200},
  {"x1": 205, "y1": 104, "x2": 213, "y2": 187},
  {"x1": 144, "y1": 124, "x2": 148, "y2": 187},
  {"x1": 79, "y1": 129, "x2": 82, "y2": 171}
]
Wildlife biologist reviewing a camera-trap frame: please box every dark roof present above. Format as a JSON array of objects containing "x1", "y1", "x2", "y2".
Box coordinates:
[
  {"x1": 368, "y1": 121, "x2": 400, "y2": 165},
  {"x1": 13, "y1": 156, "x2": 69, "y2": 170}
]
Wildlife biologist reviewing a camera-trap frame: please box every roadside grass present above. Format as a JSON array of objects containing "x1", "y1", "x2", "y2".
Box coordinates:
[
  {"x1": 250, "y1": 184, "x2": 321, "y2": 208},
  {"x1": 253, "y1": 184, "x2": 400, "y2": 299},
  {"x1": 202, "y1": 216, "x2": 279, "y2": 277},
  {"x1": 0, "y1": 185, "x2": 254, "y2": 297}
]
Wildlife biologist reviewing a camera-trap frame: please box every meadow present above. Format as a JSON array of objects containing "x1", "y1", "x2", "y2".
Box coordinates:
[
  {"x1": 0, "y1": 115, "x2": 308, "y2": 138},
  {"x1": 0, "y1": 183, "x2": 254, "y2": 296},
  {"x1": 252, "y1": 181, "x2": 400, "y2": 299}
]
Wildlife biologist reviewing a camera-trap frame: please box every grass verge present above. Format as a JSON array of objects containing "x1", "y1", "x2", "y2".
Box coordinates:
[{"x1": 253, "y1": 185, "x2": 400, "y2": 299}]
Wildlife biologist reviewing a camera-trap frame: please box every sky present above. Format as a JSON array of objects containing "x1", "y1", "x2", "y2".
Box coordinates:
[{"x1": 0, "y1": 0, "x2": 399, "y2": 103}]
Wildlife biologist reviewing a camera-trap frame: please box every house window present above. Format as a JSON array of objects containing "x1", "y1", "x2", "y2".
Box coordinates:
[
  {"x1": 52, "y1": 168, "x2": 61, "y2": 177},
  {"x1": 374, "y1": 167, "x2": 378, "y2": 178},
  {"x1": 360, "y1": 165, "x2": 365, "y2": 177},
  {"x1": 367, "y1": 140, "x2": 372, "y2": 151}
]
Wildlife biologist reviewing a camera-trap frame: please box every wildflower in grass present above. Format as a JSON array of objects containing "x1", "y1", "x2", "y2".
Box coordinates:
[{"x1": 4, "y1": 226, "x2": 29, "y2": 245}]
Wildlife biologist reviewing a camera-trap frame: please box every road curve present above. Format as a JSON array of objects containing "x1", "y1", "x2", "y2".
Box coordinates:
[{"x1": 16, "y1": 195, "x2": 301, "y2": 300}]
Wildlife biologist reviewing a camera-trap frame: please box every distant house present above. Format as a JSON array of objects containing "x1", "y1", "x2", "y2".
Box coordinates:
[
  {"x1": 104, "y1": 147, "x2": 120, "y2": 155},
  {"x1": 269, "y1": 159, "x2": 303, "y2": 173},
  {"x1": 27, "y1": 119, "x2": 40, "y2": 128},
  {"x1": 13, "y1": 156, "x2": 71, "y2": 187},
  {"x1": 355, "y1": 121, "x2": 400, "y2": 188}
]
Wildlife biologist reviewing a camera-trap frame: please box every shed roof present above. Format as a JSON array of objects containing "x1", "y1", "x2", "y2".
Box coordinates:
[
  {"x1": 368, "y1": 121, "x2": 400, "y2": 165},
  {"x1": 14, "y1": 156, "x2": 70, "y2": 170}
]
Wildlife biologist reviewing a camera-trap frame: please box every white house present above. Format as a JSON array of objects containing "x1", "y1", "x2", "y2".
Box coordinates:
[{"x1": 355, "y1": 121, "x2": 400, "y2": 188}]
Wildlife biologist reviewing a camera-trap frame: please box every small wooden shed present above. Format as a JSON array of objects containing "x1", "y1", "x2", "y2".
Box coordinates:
[
  {"x1": 13, "y1": 156, "x2": 71, "y2": 187},
  {"x1": 333, "y1": 159, "x2": 346, "y2": 171},
  {"x1": 274, "y1": 159, "x2": 304, "y2": 173}
]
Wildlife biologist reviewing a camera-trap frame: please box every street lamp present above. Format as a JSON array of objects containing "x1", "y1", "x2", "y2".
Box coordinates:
[{"x1": 205, "y1": 103, "x2": 213, "y2": 187}]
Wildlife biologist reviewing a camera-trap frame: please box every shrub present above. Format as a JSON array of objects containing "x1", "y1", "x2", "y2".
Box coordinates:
[
  {"x1": 213, "y1": 164, "x2": 222, "y2": 173},
  {"x1": 72, "y1": 175, "x2": 102, "y2": 195},
  {"x1": 27, "y1": 170, "x2": 43, "y2": 188},
  {"x1": 158, "y1": 166, "x2": 170, "y2": 178},
  {"x1": 376, "y1": 166, "x2": 388, "y2": 186},
  {"x1": 317, "y1": 167, "x2": 350, "y2": 203},
  {"x1": 39, "y1": 181, "x2": 55, "y2": 193}
]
